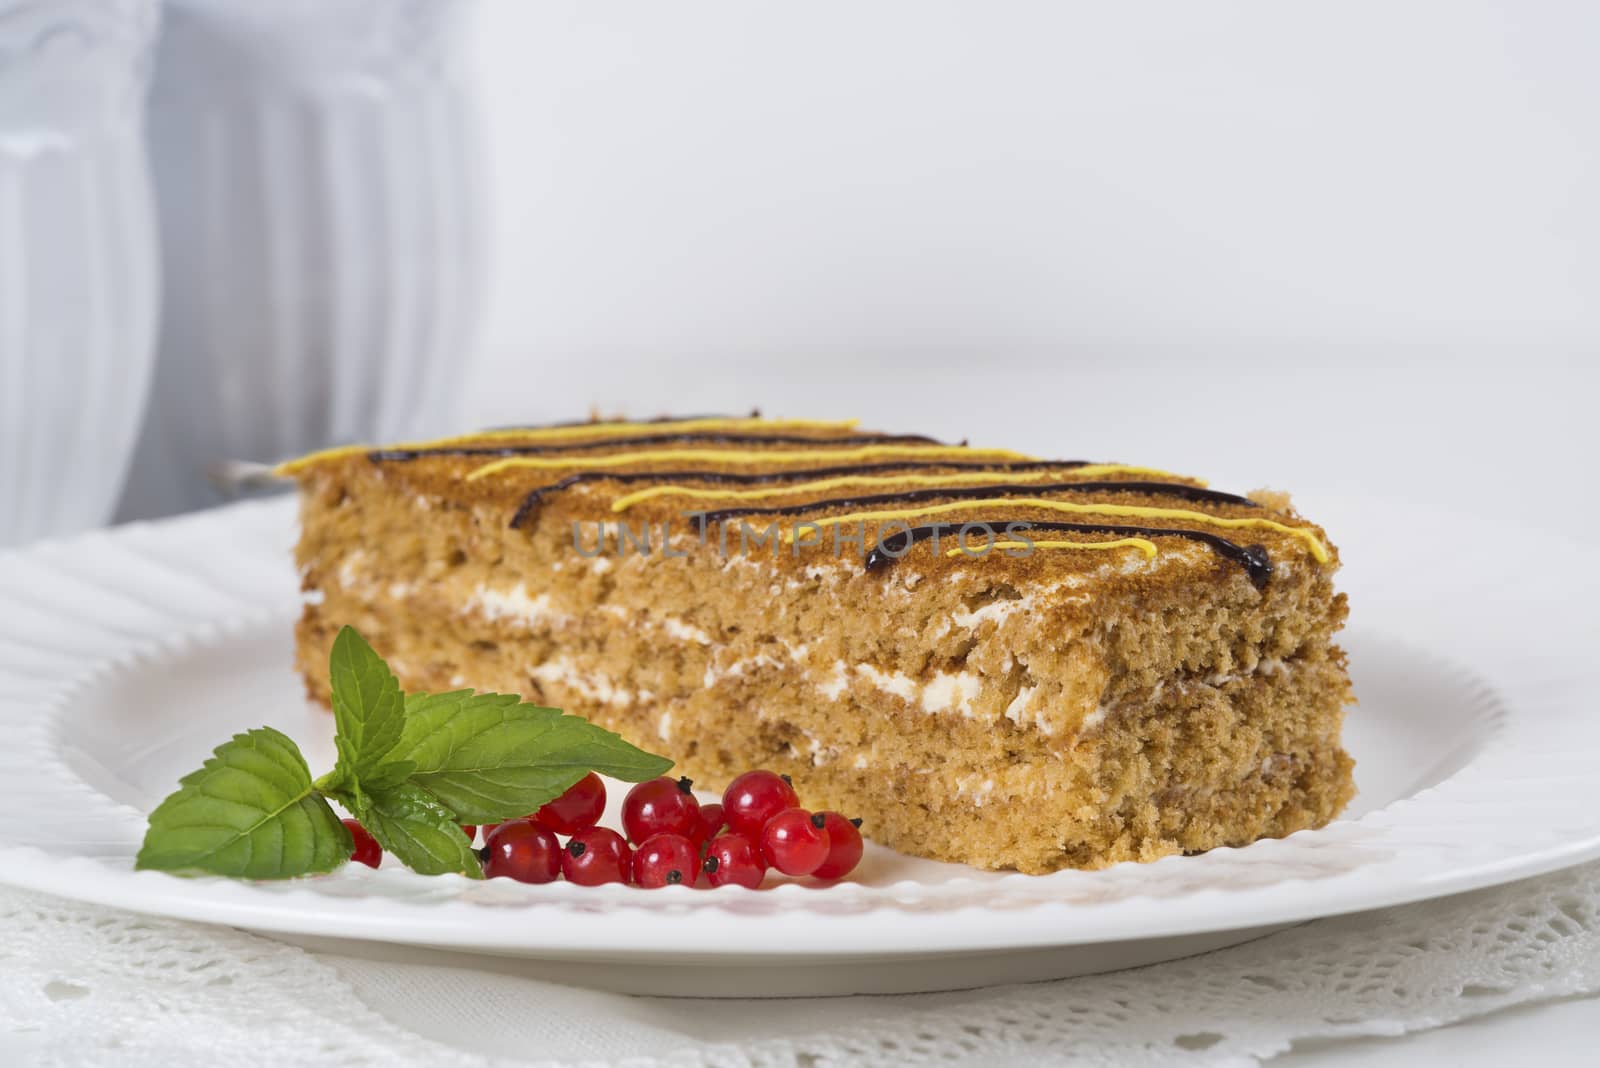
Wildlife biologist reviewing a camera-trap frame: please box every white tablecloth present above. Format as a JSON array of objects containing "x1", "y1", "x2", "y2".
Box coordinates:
[{"x1": 4, "y1": 859, "x2": 1600, "y2": 1066}]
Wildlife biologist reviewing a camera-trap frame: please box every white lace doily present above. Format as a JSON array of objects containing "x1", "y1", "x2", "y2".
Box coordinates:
[{"x1": 4, "y1": 859, "x2": 1598, "y2": 1067}]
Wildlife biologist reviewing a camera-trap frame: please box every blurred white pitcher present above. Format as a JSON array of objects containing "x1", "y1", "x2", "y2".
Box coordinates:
[
  {"x1": 118, "y1": 0, "x2": 483, "y2": 520},
  {"x1": 0, "y1": 0, "x2": 159, "y2": 546}
]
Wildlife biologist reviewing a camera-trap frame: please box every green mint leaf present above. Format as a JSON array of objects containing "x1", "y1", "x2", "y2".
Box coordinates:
[
  {"x1": 359, "y1": 782, "x2": 483, "y2": 878},
  {"x1": 315, "y1": 775, "x2": 371, "y2": 831},
  {"x1": 388, "y1": 690, "x2": 674, "y2": 822},
  {"x1": 359, "y1": 759, "x2": 417, "y2": 792},
  {"x1": 328, "y1": 625, "x2": 406, "y2": 782},
  {"x1": 136, "y1": 727, "x2": 351, "y2": 879}
]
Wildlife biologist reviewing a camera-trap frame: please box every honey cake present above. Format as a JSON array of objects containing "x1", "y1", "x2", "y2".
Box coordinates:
[{"x1": 277, "y1": 415, "x2": 1353, "y2": 873}]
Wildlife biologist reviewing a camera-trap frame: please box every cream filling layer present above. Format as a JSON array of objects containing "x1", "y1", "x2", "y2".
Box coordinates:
[
  {"x1": 467, "y1": 582, "x2": 570, "y2": 627},
  {"x1": 527, "y1": 655, "x2": 635, "y2": 707},
  {"x1": 461, "y1": 584, "x2": 712, "y2": 648}
]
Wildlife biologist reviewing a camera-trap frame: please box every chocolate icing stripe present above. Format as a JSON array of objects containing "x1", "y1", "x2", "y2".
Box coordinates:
[
  {"x1": 482, "y1": 411, "x2": 759, "y2": 431},
  {"x1": 696, "y1": 481, "x2": 1255, "y2": 524},
  {"x1": 864, "y1": 521, "x2": 1273, "y2": 587},
  {"x1": 507, "y1": 460, "x2": 1096, "y2": 528},
  {"x1": 371, "y1": 431, "x2": 945, "y2": 463}
]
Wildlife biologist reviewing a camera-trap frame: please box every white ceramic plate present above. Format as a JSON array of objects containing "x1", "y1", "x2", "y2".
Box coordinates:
[{"x1": 0, "y1": 496, "x2": 1595, "y2": 996}]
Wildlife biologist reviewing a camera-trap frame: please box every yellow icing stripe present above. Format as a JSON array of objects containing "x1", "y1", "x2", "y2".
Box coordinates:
[
  {"x1": 606, "y1": 464, "x2": 1196, "y2": 512},
  {"x1": 464, "y1": 445, "x2": 1038, "y2": 482},
  {"x1": 272, "y1": 444, "x2": 372, "y2": 474},
  {"x1": 782, "y1": 497, "x2": 1331, "y2": 562},
  {"x1": 946, "y1": 538, "x2": 1159, "y2": 559},
  {"x1": 271, "y1": 417, "x2": 864, "y2": 476}
]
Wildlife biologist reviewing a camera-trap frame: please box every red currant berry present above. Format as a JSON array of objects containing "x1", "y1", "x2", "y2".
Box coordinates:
[
  {"x1": 482, "y1": 816, "x2": 539, "y2": 841},
  {"x1": 482, "y1": 820, "x2": 562, "y2": 883},
  {"x1": 703, "y1": 833, "x2": 766, "y2": 889},
  {"x1": 759, "y1": 808, "x2": 830, "y2": 876},
  {"x1": 621, "y1": 777, "x2": 701, "y2": 845},
  {"x1": 533, "y1": 772, "x2": 607, "y2": 835},
  {"x1": 722, "y1": 770, "x2": 799, "y2": 838},
  {"x1": 342, "y1": 819, "x2": 382, "y2": 868},
  {"x1": 461, "y1": 824, "x2": 478, "y2": 844},
  {"x1": 631, "y1": 832, "x2": 700, "y2": 888},
  {"x1": 692, "y1": 802, "x2": 725, "y2": 846},
  {"x1": 562, "y1": 827, "x2": 631, "y2": 886},
  {"x1": 811, "y1": 813, "x2": 864, "y2": 881}
]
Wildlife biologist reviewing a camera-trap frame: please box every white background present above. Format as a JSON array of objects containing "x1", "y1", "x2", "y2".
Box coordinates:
[{"x1": 466, "y1": 0, "x2": 1598, "y2": 364}]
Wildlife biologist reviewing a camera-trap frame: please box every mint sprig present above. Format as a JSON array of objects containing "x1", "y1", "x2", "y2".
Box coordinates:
[{"x1": 136, "y1": 626, "x2": 673, "y2": 880}]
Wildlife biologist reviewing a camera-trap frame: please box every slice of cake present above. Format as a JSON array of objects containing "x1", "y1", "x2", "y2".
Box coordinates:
[{"x1": 279, "y1": 415, "x2": 1353, "y2": 873}]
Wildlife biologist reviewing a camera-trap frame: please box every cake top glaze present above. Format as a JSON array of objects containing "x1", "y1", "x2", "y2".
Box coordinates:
[{"x1": 276, "y1": 413, "x2": 1334, "y2": 589}]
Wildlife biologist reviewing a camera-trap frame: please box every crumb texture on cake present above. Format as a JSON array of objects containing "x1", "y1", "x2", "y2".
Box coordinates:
[{"x1": 283, "y1": 415, "x2": 1354, "y2": 873}]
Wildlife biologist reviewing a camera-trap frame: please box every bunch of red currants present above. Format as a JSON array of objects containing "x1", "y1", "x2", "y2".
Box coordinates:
[{"x1": 341, "y1": 770, "x2": 863, "y2": 888}]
